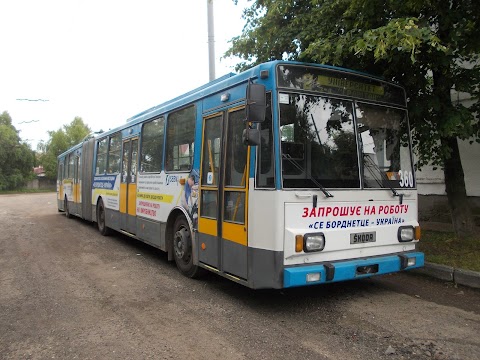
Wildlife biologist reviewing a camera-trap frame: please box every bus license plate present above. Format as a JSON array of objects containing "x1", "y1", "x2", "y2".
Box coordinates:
[{"x1": 350, "y1": 231, "x2": 376, "y2": 244}]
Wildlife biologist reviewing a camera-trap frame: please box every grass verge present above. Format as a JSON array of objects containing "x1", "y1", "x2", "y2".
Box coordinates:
[
  {"x1": 418, "y1": 230, "x2": 480, "y2": 272},
  {"x1": 0, "y1": 189, "x2": 55, "y2": 195}
]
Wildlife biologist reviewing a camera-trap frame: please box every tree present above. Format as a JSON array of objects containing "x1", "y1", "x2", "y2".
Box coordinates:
[
  {"x1": 0, "y1": 111, "x2": 35, "y2": 190},
  {"x1": 227, "y1": 0, "x2": 480, "y2": 237},
  {"x1": 37, "y1": 117, "x2": 91, "y2": 179}
]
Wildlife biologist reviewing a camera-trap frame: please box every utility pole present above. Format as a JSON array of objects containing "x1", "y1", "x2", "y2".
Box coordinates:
[{"x1": 207, "y1": 0, "x2": 215, "y2": 81}]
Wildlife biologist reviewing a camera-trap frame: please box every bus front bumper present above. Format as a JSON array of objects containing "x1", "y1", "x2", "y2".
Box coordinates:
[{"x1": 283, "y1": 252, "x2": 424, "y2": 288}]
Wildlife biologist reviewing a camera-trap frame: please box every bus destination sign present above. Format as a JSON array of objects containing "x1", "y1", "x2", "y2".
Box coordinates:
[{"x1": 276, "y1": 65, "x2": 405, "y2": 106}]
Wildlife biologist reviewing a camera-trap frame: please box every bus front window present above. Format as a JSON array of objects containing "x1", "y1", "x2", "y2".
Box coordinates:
[
  {"x1": 356, "y1": 103, "x2": 414, "y2": 189},
  {"x1": 279, "y1": 94, "x2": 360, "y2": 189}
]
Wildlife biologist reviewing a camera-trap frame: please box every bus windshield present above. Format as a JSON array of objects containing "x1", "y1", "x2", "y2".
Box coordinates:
[
  {"x1": 279, "y1": 93, "x2": 414, "y2": 189},
  {"x1": 356, "y1": 103, "x2": 414, "y2": 189}
]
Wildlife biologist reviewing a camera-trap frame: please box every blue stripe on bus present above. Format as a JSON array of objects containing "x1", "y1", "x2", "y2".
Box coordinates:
[{"x1": 283, "y1": 252, "x2": 424, "y2": 287}]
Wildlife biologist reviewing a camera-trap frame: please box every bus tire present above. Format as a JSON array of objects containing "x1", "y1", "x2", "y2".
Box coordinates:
[
  {"x1": 64, "y1": 197, "x2": 72, "y2": 218},
  {"x1": 173, "y1": 216, "x2": 199, "y2": 278},
  {"x1": 97, "y1": 198, "x2": 111, "y2": 236}
]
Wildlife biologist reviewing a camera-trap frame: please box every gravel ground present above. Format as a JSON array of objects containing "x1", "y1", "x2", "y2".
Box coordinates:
[{"x1": 1, "y1": 193, "x2": 479, "y2": 360}]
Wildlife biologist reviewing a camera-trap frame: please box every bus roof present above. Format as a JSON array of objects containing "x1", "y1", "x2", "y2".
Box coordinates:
[
  {"x1": 125, "y1": 72, "x2": 237, "y2": 124},
  {"x1": 58, "y1": 60, "x2": 400, "y2": 159},
  {"x1": 116, "y1": 61, "x2": 393, "y2": 128}
]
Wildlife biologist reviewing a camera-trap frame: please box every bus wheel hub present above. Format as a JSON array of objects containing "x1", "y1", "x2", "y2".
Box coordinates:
[{"x1": 174, "y1": 229, "x2": 188, "y2": 259}]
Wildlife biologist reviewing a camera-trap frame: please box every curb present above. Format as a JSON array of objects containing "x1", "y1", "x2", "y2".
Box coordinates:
[{"x1": 410, "y1": 262, "x2": 480, "y2": 289}]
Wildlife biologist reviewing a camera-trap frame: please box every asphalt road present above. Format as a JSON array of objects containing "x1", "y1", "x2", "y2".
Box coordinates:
[{"x1": 1, "y1": 193, "x2": 479, "y2": 360}]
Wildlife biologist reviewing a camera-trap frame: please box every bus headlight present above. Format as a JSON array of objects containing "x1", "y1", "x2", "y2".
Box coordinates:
[
  {"x1": 304, "y1": 233, "x2": 325, "y2": 252},
  {"x1": 398, "y1": 226, "x2": 414, "y2": 242}
]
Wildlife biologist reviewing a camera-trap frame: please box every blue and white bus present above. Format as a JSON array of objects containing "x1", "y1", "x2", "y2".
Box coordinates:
[{"x1": 57, "y1": 61, "x2": 424, "y2": 289}]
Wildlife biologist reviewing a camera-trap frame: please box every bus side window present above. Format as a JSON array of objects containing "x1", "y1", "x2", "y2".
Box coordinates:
[
  {"x1": 58, "y1": 161, "x2": 64, "y2": 181},
  {"x1": 107, "y1": 133, "x2": 122, "y2": 173},
  {"x1": 141, "y1": 117, "x2": 164, "y2": 173},
  {"x1": 166, "y1": 106, "x2": 195, "y2": 172},
  {"x1": 96, "y1": 138, "x2": 108, "y2": 175},
  {"x1": 63, "y1": 158, "x2": 67, "y2": 179},
  {"x1": 68, "y1": 153, "x2": 75, "y2": 178}
]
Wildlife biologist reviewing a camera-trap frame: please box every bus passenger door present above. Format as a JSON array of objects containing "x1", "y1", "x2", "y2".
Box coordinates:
[
  {"x1": 120, "y1": 138, "x2": 139, "y2": 234},
  {"x1": 74, "y1": 155, "x2": 82, "y2": 217},
  {"x1": 198, "y1": 108, "x2": 249, "y2": 280},
  {"x1": 57, "y1": 160, "x2": 64, "y2": 208}
]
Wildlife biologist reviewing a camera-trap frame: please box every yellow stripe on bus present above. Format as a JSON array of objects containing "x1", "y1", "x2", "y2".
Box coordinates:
[
  {"x1": 198, "y1": 217, "x2": 217, "y2": 237},
  {"x1": 120, "y1": 183, "x2": 127, "y2": 213},
  {"x1": 137, "y1": 192, "x2": 174, "y2": 203},
  {"x1": 222, "y1": 221, "x2": 247, "y2": 246},
  {"x1": 128, "y1": 184, "x2": 136, "y2": 216},
  {"x1": 93, "y1": 189, "x2": 119, "y2": 197}
]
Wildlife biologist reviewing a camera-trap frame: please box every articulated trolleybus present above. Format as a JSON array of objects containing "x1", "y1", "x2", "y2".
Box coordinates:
[{"x1": 58, "y1": 61, "x2": 424, "y2": 289}]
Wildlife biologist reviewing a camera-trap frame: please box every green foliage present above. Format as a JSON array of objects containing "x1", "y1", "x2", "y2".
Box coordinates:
[
  {"x1": 37, "y1": 117, "x2": 91, "y2": 179},
  {"x1": 64, "y1": 117, "x2": 93, "y2": 145},
  {"x1": 0, "y1": 111, "x2": 35, "y2": 190},
  {"x1": 227, "y1": 0, "x2": 480, "y2": 236},
  {"x1": 226, "y1": 0, "x2": 480, "y2": 168}
]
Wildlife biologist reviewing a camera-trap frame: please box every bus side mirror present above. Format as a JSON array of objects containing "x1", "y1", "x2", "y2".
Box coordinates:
[
  {"x1": 246, "y1": 83, "x2": 266, "y2": 123},
  {"x1": 243, "y1": 128, "x2": 261, "y2": 146}
]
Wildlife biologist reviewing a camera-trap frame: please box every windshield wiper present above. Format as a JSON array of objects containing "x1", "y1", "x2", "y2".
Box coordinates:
[
  {"x1": 363, "y1": 155, "x2": 404, "y2": 204},
  {"x1": 282, "y1": 154, "x2": 333, "y2": 199}
]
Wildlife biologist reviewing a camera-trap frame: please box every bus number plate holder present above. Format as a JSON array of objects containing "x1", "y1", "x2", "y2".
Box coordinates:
[{"x1": 350, "y1": 231, "x2": 376, "y2": 244}]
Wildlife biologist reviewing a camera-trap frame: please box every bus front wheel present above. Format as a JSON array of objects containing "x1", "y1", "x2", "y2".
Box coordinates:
[
  {"x1": 97, "y1": 199, "x2": 111, "y2": 236},
  {"x1": 173, "y1": 216, "x2": 200, "y2": 278}
]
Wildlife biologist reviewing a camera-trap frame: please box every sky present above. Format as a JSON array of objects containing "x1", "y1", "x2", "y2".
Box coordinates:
[{"x1": 0, "y1": 0, "x2": 249, "y2": 149}]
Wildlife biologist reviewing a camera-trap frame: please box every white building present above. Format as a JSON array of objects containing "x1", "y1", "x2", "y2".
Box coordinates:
[{"x1": 416, "y1": 90, "x2": 480, "y2": 223}]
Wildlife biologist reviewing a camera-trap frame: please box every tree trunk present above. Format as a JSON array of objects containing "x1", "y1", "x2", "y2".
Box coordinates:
[{"x1": 441, "y1": 136, "x2": 475, "y2": 238}]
